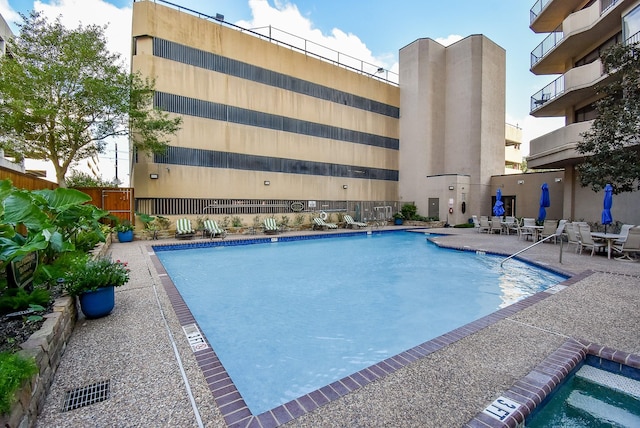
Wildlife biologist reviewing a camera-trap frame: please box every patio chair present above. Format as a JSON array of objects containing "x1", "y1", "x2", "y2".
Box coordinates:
[
  {"x1": 578, "y1": 224, "x2": 607, "y2": 256},
  {"x1": 478, "y1": 216, "x2": 490, "y2": 233},
  {"x1": 612, "y1": 224, "x2": 635, "y2": 251},
  {"x1": 203, "y1": 219, "x2": 226, "y2": 239},
  {"x1": 313, "y1": 217, "x2": 338, "y2": 230},
  {"x1": 503, "y1": 216, "x2": 516, "y2": 235},
  {"x1": 472, "y1": 215, "x2": 481, "y2": 232},
  {"x1": 344, "y1": 214, "x2": 367, "y2": 229},
  {"x1": 263, "y1": 217, "x2": 280, "y2": 234},
  {"x1": 175, "y1": 218, "x2": 195, "y2": 239},
  {"x1": 539, "y1": 219, "x2": 559, "y2": 243},
  {"x1": 614, "y1": 226, "x2": 640, "y2": 261},
  {"x1": 489, "y1": 217, "x2": 502, "y2": 234},
  {"x1": 563, "y1": 223, "x2": 581, "y2": 253}
]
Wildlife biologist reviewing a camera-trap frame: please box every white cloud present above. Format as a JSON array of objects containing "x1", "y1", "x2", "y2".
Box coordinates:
[
  {"x1": 435, "y1": 34, "x2": 463, "y2": 47},
  {"x1": 0, "y1": 0, "x2": 20, "y2": 23}
]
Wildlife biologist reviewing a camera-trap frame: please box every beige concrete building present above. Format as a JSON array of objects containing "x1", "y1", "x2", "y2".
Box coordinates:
[
  {"x1": 504, "y1": 123, "x2": 524, "y2": 174},
  {"x1": 130, "y1": 1, "x2": 506, "y2": 225},
  {"x1": 527, "y1": 0, "x2": 640, "y2": 224}
]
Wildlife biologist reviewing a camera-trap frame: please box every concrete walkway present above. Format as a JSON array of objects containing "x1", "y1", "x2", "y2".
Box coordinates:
[{"x1": 35, "y1": 227, "x2": 640, "y2": 427}]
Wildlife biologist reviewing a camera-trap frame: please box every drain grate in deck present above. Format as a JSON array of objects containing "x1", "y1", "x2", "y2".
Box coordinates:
[{"x1": 62, "y1": 380, "x2": 110, "y2": 412}]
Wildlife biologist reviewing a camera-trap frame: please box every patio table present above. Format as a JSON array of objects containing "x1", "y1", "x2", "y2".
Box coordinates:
[{"x1": 590, "y1": 232, "x2": 622, "y2": 260}]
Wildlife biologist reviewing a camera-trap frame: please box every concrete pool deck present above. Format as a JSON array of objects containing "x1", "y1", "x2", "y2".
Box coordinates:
[{"x1": 35, "y1": 227, "x2": 640, "y2": 427}]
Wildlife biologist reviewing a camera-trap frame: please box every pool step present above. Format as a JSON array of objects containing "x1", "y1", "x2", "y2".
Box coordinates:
[
  {"x1": 575, "y1": 365, "x2": 640, "y2": 400},
  {"x1": 566, "y1": 391, "x2": 640, "y2": 426}
]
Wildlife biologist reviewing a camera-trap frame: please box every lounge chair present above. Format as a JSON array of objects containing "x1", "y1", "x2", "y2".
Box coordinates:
[
  {"x1": 313, "y1": 217, "x2": 338, "y2": 230},
  {"x1": 614, "y1": 226, "x2": 640, "y2": 261},
  {"x1": 175, "y1": 218, "x2": 195, "y2": 239},
  {"x1": 203, "y1": 219, "x2": 226, "y2": 239},
  {"x1": 263, "y1": 217, "x2": 280, "y2": 234},
  {"x1": 578, "y1": 224, "x2": 607, "y2": 256},
  {"x1": 344, "y1": 215, "x2": 367, "y2": 229}
]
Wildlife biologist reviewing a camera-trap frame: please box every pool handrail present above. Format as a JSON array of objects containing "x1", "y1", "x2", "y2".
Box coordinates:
[{"x1": 500, "y1": 233, "x2": 562, "y2": 267}]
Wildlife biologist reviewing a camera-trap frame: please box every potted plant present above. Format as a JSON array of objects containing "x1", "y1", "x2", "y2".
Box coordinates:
[
  {"x1": 393, "y1": 212, "x2": 405, "y2": 225},
  {"x1": 64, "y1": 255, "x2": 130, "y2": 318},
  {"x1": 115, "y1": 219, "x2": 134, "y2": 242}
]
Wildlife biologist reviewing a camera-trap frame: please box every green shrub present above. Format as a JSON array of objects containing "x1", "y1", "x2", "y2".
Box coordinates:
[
  {"x1": 0, "y1": 352, "x2": 38, "y2": 414},
  {"x1": 453, "y1": 223, "x2": 474, "y2": 228},
  {"x1": 400, "y1": 203, "x2": 418, "y2": 220},
  {"x1": 0, "y1": 288, "x2": 50, "y2": 315}
]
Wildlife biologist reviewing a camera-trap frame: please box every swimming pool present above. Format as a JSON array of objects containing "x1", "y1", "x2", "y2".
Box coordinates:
[{"x1": 156, "y1": 231, "x2": 566, "y2": 415}]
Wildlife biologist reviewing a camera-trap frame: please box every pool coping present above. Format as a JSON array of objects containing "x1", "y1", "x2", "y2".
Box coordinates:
[
  {"x1": 464, "y1": 339, "x2": 640, "y2": 427},
  {"x1": 148, "y1": 231, "x2": 584, "y2": 428}
]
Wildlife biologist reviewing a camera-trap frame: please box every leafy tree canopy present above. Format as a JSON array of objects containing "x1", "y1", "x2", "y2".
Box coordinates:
[
  {"x1": 65, "y1": 170, "x2": 117, "y2": 188},
  {"x1": 577, "y1": 42, "x2": 640, "y2": 194},
  {"x1": 0, "y1": 11, "x2": 181, "y2": 187}
]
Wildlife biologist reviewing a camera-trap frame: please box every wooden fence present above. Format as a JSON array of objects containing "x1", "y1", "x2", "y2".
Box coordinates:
[{"x1": 1, "y1": 167, "x2": 134, "y2": 224}]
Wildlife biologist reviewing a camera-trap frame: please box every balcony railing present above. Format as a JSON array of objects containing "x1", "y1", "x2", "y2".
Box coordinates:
[
  {"x1": 530, "y1": 75, "x2": 564, "y2": 111},
  {"x1": 627, "y1": 30, "x2": 640, "y2": 45},
  {"x1": 530, "y1": 0, "x2": 623, "y2": 69},
  {"x1": 530, "y1": 0, "x2": 553, "y2": 24},
  {"x1": 601, "y1": 0, "x2": 619, "y2": 14},
  {"x1": 531, "y1": 25, "x2": 564, "y2": 68}
]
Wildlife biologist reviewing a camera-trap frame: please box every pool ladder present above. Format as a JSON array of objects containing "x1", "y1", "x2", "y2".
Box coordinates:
[{"x1": 500, "y1": 233, "x2": 564, "y2": 267}]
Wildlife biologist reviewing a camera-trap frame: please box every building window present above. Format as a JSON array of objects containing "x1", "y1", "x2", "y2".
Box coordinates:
[
  {"x1": 624, "y1": 5, "x2": 640, "y2": 41},
  {"x1": 575, "y1": 104, "x2": 598, "y2": 123}
]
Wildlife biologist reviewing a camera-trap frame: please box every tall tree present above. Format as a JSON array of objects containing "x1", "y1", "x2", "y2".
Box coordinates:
[
  {"x1": 0, "y1": 11, "x2": 181, "y2": 187},
  {"x1": 577, "y1": 41, "x2": 640, "y2": 194}
]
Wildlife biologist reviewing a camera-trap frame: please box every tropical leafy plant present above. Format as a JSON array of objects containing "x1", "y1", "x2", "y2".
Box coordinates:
[{"x1": 0, "y1": 179, "x2": 109, "y2": 265}]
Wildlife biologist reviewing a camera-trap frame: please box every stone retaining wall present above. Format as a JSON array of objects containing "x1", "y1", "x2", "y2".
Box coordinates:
[
  {"x1": 1, "y1": 296, "x2": 77, "y2": 428},
  {"x1": 0, "y1": 235, "x2": 111, "y2": 427}
]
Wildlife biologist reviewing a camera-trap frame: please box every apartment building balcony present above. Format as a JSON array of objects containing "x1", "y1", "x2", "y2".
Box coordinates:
[
  {"x1": 505, "y1": 145, "x2": 522, "y2": 165},
  {"x1": 531, "y1": 0, "x2": 629, "y2": 75},
  {"x1": 530, "y1": 59, "x2": 614, "y2": 116},
  {"x1": 530, "y1": 0, "x2": 584, "y2": 33},
  {"x1": 527, "y1": 121, "x2": 593, "y2": 168}
]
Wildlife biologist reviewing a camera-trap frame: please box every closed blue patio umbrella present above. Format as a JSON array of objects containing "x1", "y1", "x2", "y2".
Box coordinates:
[
  {"x1": 602, "y1": 183, "x2": 613, "y2": 233},
  {"x1": 538, "y1": 183, "x2": 550, "y2": 222},
  {"x1": 492, "y1": 188, "x2": 505, "y2": 217}
]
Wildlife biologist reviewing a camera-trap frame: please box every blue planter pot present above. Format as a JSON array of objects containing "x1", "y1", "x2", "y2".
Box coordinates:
[
  {"x1": 79, "y1": 286, "x2": 115, "y2": 319},
  {"x1": 394, "y1": 218, "x2": 404, "y2": 225},
  {"x1": 117, "y1": 230, "x2": 134, "y2": 242}
]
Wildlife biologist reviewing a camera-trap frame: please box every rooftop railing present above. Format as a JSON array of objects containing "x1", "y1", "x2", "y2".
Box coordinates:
[{"x1": 133, "y1": 0, "x2": 398, "y2": 85}]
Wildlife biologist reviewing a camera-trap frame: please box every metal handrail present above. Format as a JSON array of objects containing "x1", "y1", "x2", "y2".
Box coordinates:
[{"x1": 500, "y1": 233, "x2": 562, "y2": 267}]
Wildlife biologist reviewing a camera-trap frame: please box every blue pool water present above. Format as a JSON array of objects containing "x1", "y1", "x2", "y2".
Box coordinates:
[{"x1": 156, "y1": 232, "x2": 565, "y2": 414}]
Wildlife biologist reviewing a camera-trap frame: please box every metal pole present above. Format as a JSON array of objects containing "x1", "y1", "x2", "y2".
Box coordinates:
[{"x1": 559, "y1": 238, "x2": 563, "y2": 264}]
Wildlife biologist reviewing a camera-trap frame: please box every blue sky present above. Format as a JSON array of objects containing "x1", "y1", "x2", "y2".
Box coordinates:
[{"x1": 1, "y1": 0, "x2": 564, "y2": 182}]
